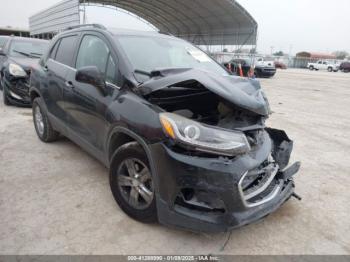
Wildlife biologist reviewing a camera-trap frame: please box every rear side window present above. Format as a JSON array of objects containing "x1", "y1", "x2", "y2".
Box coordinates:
[{"x1": 55, "y1": 35, "x2": 77, "y2": 66}]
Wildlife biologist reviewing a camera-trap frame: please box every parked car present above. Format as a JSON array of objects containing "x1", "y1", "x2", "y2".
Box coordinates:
[
  {"x1": 0, "y1": 35, "x2": 9, "y2": 50},
  {"x1": 274, "y1": 61, "x2": 287, "y2": 69},
  {"x1": 224, "y1": 58, "x2": 276, "y2": 78},
  {"x1": 0, "y1": 36, "x2": 49, "y2": 106},
  {"x1": 30, "y1": 24, "x2": 300, "y2": 232},
  {"x1": 307, "y1": 60, "x2": 339, "y2": 72},
  {"x1": 339, "y1": 61, "x2": 350, "y2": 72},
  {"x1": 0, "y1": 36, "x2": 10, "y2": 90}
]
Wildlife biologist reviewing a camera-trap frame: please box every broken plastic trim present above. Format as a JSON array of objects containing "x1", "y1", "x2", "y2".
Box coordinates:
[{"x1": 238, "y1": 165, "x2": 282, "y2": 208}]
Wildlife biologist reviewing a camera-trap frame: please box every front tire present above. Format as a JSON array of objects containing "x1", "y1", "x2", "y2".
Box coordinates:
[
  {"x1": 110, "y1": 142, "x2": 157, "y2": 223},
  {"x1": 32, "y1": 97, "x2": 59, "y2": 142},
  {"x1": 328, "y1": 67, "x2": 333, "y2": 72},
  {"x1": 2, "y1": 86, "x2": 11, "y2": 106}
]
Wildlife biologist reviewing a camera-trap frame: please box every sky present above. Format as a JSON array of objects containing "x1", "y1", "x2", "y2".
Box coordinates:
[{"x1": 0, "y1": 0, "x2": 349, "y2": 55}]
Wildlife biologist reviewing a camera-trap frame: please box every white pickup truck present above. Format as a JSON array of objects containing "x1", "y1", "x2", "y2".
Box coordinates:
[{"x1": 307, "y1": 60, "x2": 339, "y2": 72}]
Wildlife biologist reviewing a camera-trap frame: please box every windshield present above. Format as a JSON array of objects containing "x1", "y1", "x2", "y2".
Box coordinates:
[
  {"x1": 9, "y1": 40, "x2": 48, "y2": 58},
  {"x1": 117, "y1": 35, "x2": 228, "y2": 81}
]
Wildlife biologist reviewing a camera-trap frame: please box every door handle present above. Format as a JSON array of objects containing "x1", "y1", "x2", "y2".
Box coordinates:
[{"x1": 65, "y1": 81, "x2": 74, "y2": 89}]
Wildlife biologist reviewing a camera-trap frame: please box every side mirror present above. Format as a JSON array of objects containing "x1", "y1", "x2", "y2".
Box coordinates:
[
  {"x1": 0, "y1": 48, "x2": 5, "y2": 56},
  {"x1": 75, "y1": 66, "x2": 106, "y2": 94}
]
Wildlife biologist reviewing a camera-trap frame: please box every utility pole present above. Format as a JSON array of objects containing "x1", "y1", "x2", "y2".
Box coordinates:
[{"x1": 82, "y1": 0, "x2": 87, "y2": 24}]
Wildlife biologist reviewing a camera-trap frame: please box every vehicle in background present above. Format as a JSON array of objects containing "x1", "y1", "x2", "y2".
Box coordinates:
[
  {"x1": 224, "y1": 58, "x2": 276, "y2": 78},
  {"x1": 256, "y1": 57, "x2": 275, "y2": 67},
  {"x1": 30, "y1": 24, "x2": 300, "y2": 232},
  {"x1": 274, "y1": 61, "x2": 287, "y2": 69},
  {"x1": 0, "y1": 36, "x2": 10, "y2": 90},
  {"x1": 0, "y1": 35, "x2": 10, "y2": 50},
  {"x1": 339, "y1": 61, "x2": 350, "y2": 73},
  {"x1": 0, "y1": 36, "x2": 48, "y2": 106},
  {"x1": 307, "y1": 60, "x2": 339, "y2": 72}
]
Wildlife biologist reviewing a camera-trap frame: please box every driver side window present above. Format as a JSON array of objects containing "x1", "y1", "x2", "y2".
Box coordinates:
[{"x1": 76, "y1": 35, "x2": 117, "y2": 83}]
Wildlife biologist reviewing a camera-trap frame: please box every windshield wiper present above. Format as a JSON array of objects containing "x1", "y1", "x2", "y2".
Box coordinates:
[
  {"x1": 134, "y1": 69, "x2": 152, "y2": 77},
  {"x1": 30, "y1": 52, "x2": 43, "y2": 58},
  {"x1": 13, "y1": 50, "x2": 33, "y2": 57}
]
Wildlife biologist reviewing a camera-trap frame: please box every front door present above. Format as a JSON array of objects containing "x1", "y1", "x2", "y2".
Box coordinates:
[{"x1": 63, "y1": 33, "x2": 119, "y2": 155}]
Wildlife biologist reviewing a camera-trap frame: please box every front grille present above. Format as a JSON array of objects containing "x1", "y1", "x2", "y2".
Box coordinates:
[
  {"x1": 262, "y1": 68, "x2": 276, "y2": 73},
  {"x1": 238, "y1": 161, "x2": 282, "y2": 207}
]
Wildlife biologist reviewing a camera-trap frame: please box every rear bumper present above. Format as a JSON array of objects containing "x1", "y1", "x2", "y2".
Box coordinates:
[
  {"x1": 3, "y1": 76, "x2": 31, "y2": 106},
  {"x1": 149, "y1": 128, "x2": 300, "y2": 232}
]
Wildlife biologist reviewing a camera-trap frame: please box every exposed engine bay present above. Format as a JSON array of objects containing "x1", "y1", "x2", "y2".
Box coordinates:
[{"x1": 137, "y1": 68, "x2": 301, "y2": 231}]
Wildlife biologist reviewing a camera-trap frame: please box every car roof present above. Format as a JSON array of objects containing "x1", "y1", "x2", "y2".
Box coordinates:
[
  {"x1": 58, "y1": 24, "x2": 177, "y2": 40},
  {"x1": 108, "y1": 28, "x2": 172, "y2": 37}
]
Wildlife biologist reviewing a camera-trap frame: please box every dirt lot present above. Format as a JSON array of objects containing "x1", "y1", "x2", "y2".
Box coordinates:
[{"x1": 0, "y1": 69, "x2": 349, "y2": 255}]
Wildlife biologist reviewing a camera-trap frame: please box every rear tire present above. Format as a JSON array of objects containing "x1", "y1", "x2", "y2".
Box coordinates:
[
  {"x1": 328, "y1": 67, "x2": 333, "y2": 72},
  {"x1": 110, "y1": 142, "x2": 157, "y2": 223},
  {"x1": 32, "y1": 97, "x2": 59, "y2": 142},
  {"x1": 309, "y1": 66, "x2": 314, "y2": 70}
]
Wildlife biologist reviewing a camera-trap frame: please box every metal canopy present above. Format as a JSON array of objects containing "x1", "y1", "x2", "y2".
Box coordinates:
[{"x1": 82, "y1": 0, "x2": 258, "y2": 46}]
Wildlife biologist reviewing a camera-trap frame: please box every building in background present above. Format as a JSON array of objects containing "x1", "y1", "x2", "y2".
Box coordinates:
[
  {"x1": 0, "y1": 27, "x2": 30, "y2": 37},
  {"x1": 294, "y1": 52, "x2": 337, "y2": 68}
]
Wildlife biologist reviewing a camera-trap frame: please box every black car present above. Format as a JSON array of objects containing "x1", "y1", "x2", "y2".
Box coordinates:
[
  {"x1": 224, "y1": 58, "x2": 276, "y2": 78},
  {"x1": 0, "y1": 36, "x2": 48, "y2": 106},
  {"x1": 339, "y1": 61, "x2": 350, "y2": 73},
  {"x1": 0, "y1": 35, "x2": 10, "y2": 90},
  {"x1": 29, "y1": 24, "x2": 300, "y2": 232}
]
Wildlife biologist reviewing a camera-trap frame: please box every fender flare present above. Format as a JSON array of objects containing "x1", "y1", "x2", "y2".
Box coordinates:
[
  {"x1": 107, "y1": 126, "x2": 160, "y2": 196},
  {"x1": 107, "y1": 127, "x2": 156, "y2": 171},
  {"x1": 29, "y1": 86, "x2": 42, "y2": 102}
]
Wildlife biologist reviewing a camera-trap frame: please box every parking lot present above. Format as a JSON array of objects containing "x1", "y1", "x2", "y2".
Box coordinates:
[{"x1": 0, "y1": 69, "x2": 349, "y2": 255}]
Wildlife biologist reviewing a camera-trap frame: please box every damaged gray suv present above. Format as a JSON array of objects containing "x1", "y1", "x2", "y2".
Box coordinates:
[{"x1": 29, "y1": 24, "x2": 301, "y2": 232}]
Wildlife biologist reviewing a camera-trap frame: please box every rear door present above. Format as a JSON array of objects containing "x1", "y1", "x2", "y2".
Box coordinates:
[
  {"x1": 64, "y1": 32, "x2": 119, "y2": 155},
  {"x1": 44, "y1": 34, "x2": 79, "y2": 128}
]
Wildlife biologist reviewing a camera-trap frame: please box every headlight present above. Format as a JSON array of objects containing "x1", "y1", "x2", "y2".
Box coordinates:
[
  {"x1": 159, "y1": 113, "x2": 251, "y2": 156},
  {"x1": 9, "y1": 63, "x2": 27, "y2": 77}
]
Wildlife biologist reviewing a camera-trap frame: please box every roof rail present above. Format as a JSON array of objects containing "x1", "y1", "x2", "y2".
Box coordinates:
[{"x1": 64, "y1": 24, "x2": 106, "y2": 31}]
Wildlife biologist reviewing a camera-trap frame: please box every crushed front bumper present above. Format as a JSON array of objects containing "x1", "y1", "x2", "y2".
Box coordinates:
[
  {"x1": 3, "y1": 76, "x2": 31, "y2": 106},
  {"x1": 149, "y1": 128, "x2": 300, "y2": 232}
]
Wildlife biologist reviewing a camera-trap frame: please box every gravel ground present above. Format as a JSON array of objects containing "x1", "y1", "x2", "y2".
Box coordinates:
[{"x1": 0, "y1": 69, "x2": 349, "y2": 255}]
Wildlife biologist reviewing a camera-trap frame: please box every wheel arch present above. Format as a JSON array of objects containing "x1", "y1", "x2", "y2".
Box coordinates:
[
  {"x1": 107, "y1": 127, "x2": 156, "y2": 173},
  {"x1": 29, "y1": 86, "x2": 42, "y2": 103}
]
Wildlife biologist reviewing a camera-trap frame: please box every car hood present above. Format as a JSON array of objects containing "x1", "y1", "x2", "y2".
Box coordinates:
[
  {"x1": 9, "y1": 57, "x2": 40, "y2": 71},
  {"x1": 138, "y1": 68, "x2": 271, "y2": 116}
]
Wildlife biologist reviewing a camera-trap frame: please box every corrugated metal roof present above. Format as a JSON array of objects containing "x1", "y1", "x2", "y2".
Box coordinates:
[{"x1": 82, "y1": 0, "x2": 258, "y2": 45}]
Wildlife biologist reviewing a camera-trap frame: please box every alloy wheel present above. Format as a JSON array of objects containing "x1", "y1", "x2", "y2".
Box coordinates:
[
  {"x1": 117, "y1": 158, "x2": 154, "y2": 210},
  {"x1": 34, "y1": 105, "x2": 45, "y2": 136}
]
